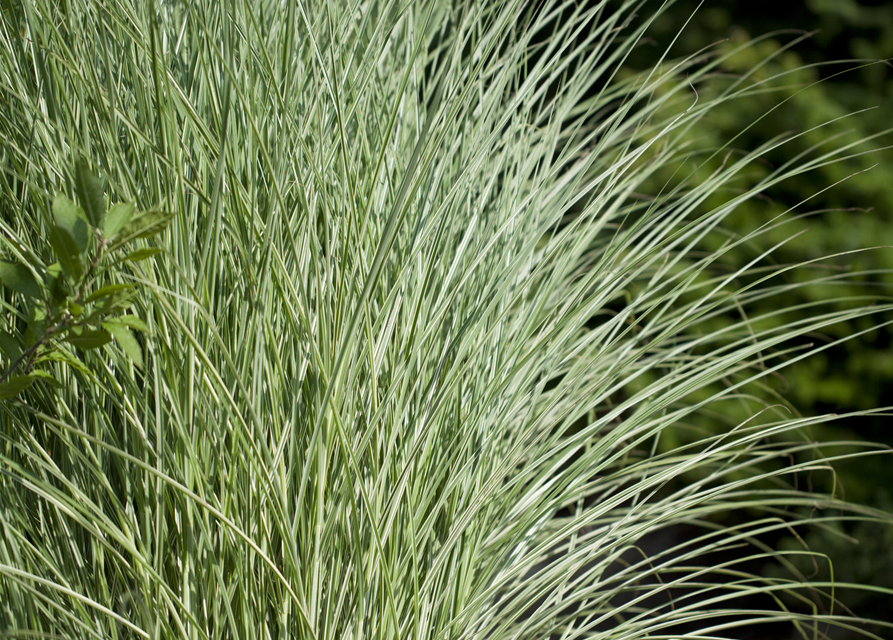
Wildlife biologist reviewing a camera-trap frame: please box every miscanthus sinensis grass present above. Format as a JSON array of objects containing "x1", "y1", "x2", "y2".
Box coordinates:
[{"x1": 1, "y1": 0, "x2": 892, "y2": 638}]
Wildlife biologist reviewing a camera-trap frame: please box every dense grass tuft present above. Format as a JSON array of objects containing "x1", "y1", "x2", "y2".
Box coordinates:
[{"x1": 1, "y1": 0, "x2": 891, "y2": 638}]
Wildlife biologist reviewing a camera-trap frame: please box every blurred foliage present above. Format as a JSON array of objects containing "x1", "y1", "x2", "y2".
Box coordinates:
[{"x1": 622, "y1": 1, "x2": 893, "y2": 633}]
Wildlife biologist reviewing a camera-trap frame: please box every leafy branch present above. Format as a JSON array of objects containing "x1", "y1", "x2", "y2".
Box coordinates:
[{"x1": 0, "y1": 157, "x2": 173, "y2": 399}]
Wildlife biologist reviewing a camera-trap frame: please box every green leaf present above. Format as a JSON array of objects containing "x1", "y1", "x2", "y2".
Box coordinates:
[
  {"x1": 103, "y1": 320, "x2": 143, "y2": 368},
  {"x1": 28, "y1": 369, "x2": 61, "y2": 388},
  {"x1": 74, "y1": 157, "x2": 105, "y2": 229},
  {"x1": 47, "y1": 224, "x2": 84, "y2": 281},
  {"x1": 104, "y1": 202, "x2": 135, "y2": 239},
  {"x1": 122, "y1": 247, "x2": 162, "y2": 262},
  {"x1": 87, "y1": 290, "x2": 137, "y2": 320},
  {"x1": 37, "y1": 350, "x2": 91, "y2": 377},
  {"x1": 65, "y1": 329, "x2": 111, "y2": 350},
  {"x1": 116, "y1": 315, "x2": 150, "y2": 333},
  {"x1": 111, "y1": 210, "x2": 176, "y2": 249},
  {"x1": 85, "y1": 283, "x2": 136, "y2": 303},
  {"x1": 0, "y1": 331, "x2": 21, "y2": 363},
  {"x1": 45, "y1": 262, "x2": 63, "y2": 281},
  {"x1": 52, "y1": 194, "x2": 90, "y2": 253},
  {"x1": 0, "y1": 260, "x2": 41, "y2": 298},
  {"x1": 45, "y1": 262, "x2": 67, "y2": 304},
  {"x1": 23, "y1": 306, "x2": 47, "y2": 348},
  {"x1": 0, "y1": 375, "x2": 35, "y2": 400}
]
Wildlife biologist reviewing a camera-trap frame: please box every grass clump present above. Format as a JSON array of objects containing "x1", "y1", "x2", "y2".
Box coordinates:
[{"x1": 0, "y1": 0, "x2": 891, "y2": 638}]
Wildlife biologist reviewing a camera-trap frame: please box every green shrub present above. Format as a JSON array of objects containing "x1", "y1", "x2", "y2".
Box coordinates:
[
  {"x1": 0, "y1": 0, "x2": 891, "y2": 638},
  {"x1": 0, "y1": 157, "x2": 171, "y2": 398}
]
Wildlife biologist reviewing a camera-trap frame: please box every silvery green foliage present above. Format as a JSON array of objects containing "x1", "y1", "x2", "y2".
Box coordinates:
[{"x1": 0, "y1": 0, "x2": 891, "y2": 639}]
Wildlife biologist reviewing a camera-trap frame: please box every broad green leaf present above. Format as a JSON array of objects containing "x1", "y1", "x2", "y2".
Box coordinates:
[
  {"x1": 74, "y1": 158, "x2": 105, "y2": 229},
  {"x1": 123, "y1": 247, "x2": 162, "y2": 262},
  {"x1": 116, "y1": 315, "x2": 150, "y2": 332},
  {"x1": 65, "y1": 328, "x2": 111, "y2": 350},
  {"x1": 0, "y1": 375, "x2": 35, "y2": 400},
  {"x1": 103, "y1": 320, "x2": 143, "y2": 368},
  {"x1": 23, "y1": 306, "x2": 47, "y2": 348},
  {"x1": 44, "y1": 262, "x2": 67, "y2": 304},
  {"x1": 28, "y1": 369, "x2": 61, "y2": 388},
  {"x1": 88, "y1": 290, "x2": 137, "y2": 319},
  {"x1": 0, "y1": 331, "x2": 21, "y2": 363},
  {"x1": 66, "y1": 301, "x2": 84, "y2": 316},
  {"x1": 52, "y1": 194, "x2": 90, "y2": 253},
  {"x1": 104, "y1": 202, "x2": 135, "y2": 239},
  {"x1": 111, "y1": 210, "x2": 176, "y2": 249},
  {"x1": 47, "y1": 224, "x2": 84, "y2": 281},
  {"x1": 45, "y1": 262, "x2": 63, "y2": 281},
  {"x1": 0, "y1": 260, "x2": 41, "y2": 298},
  {"x1": 85, "y1": 283, "x2": 136, "y2": 303}
]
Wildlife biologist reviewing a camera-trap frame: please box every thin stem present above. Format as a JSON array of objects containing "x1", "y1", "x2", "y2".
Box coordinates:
[
  {"x1": 76, "y1": 237, "x2": 107, "y2": 303},
  {"x1": 0, "y1": 313, "x2": 71, "y2": 384}
]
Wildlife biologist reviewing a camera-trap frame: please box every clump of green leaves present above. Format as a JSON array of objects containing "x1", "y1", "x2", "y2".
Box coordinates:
[{"x1": 0, "y1": 158, "x2": 172, "y2": 398}]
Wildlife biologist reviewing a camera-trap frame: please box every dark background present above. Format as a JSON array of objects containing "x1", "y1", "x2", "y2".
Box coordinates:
[{"x1": 628, "y1": 1, "x2": 893, "y2": 636}]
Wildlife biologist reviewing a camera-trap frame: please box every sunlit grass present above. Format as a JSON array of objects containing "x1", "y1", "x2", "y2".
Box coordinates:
[{"x1": 1, "y1": 0, "x2": 892, "y2": 638}]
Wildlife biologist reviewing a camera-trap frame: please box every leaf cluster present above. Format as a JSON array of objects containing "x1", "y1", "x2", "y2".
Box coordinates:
[{"x1": 0, "y1": 158, "x2": 172, "y2": 398}]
